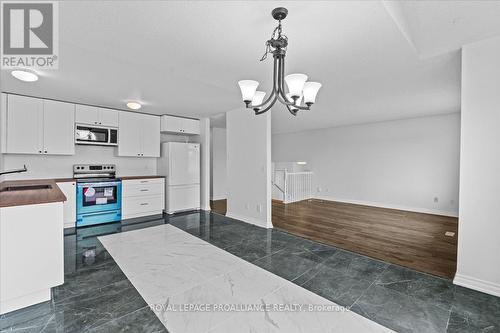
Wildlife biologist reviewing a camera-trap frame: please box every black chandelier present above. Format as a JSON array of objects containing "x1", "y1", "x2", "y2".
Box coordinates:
[{"x1": 237, "y1": 7, "x2": 322, "y2": 116}]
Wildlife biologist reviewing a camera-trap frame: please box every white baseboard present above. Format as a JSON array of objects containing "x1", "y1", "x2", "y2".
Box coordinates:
[
  {"x1": 454, "y1": 273, "x2": 500, "y2": 297},
  {"x1": 210, "y1": 196, "x2": 227, "y2": 201},
  {"x1": 226, "y1": 212, "x2": 273, "y2": 229},
  {"x1": 314, "y1": 195, "x2": 458, "y2": 217}
]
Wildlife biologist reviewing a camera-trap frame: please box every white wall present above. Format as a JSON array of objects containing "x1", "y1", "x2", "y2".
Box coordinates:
[
  {"x1": 0, "y1": 94, "x2": 5, "y2": 181},
  {"x1": 210, "y1": 127, "x2": 227, "y2": 200},
  {"x1": 226, "y1": 109, "x2": 272, "y2": 228},
  {"x1": 198, "y1": 118, "x2": 211, "y2": 211},
  {"x1": 455, "y1": 36, "x2": 500, "y2": 297},
  {"x1": 273, "y1": 113, "x2": 461, "y2": 216},
  {"x1": 3, "y1": 145, "x2": 156, "y2": 180}
]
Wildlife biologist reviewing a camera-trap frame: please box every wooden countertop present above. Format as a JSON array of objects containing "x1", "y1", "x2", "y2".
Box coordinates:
[{"x1": 0, "y1": 179, "x2": 67, "y2": 208}]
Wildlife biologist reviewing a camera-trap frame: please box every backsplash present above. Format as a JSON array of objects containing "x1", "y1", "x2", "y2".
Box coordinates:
[{"x1": 3, "y1": 145, "x2": 157, "y2": 180}]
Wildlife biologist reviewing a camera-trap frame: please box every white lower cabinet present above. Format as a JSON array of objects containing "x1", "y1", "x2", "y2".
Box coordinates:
[
  {"x1": 56, "y1": 182, "x2": 76, "y2": 229},
  {"x1": 122, "y1": 178, "x2": 165, "y2": 219},
  {"x1": 0, "y1": 202, "x2": 64, "y2": 314}
]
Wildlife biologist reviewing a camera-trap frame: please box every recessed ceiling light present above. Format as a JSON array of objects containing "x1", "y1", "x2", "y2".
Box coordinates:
[
  {"x1": 126, "y1": 101, "x2": 142, "y2": 110},
  {"x1": 11, "y1": 69, "x2": 38, "y2": 82}
]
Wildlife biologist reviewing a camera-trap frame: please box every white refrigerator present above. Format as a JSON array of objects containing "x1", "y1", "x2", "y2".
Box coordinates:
[{"x1": 158, "y1": 142, "x2": 200, "y2": 214}]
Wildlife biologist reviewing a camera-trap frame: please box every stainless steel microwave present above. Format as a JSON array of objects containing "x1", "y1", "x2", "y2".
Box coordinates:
[{"x1": 75, "y1": 125, "x2": 118, "y2": 146}]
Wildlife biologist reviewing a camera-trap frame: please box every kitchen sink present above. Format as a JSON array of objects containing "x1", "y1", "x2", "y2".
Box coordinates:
[{"x1": 0, "y1": 184, "x2": 52, "y2": 192}]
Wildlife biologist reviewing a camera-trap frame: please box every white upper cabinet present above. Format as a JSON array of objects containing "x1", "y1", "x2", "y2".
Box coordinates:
[
  {"x1": 161, "y1": 115, "x2": 181, "y2": 133},
  {"x1": 99, "y1": 108, "x2": 119, "y2": 127},
  {"x1": 141, "y1": 114, "x2": 161, "y2": 157},
  {"x1": 118, "y1": 112, "x2": 142, "y2": 157},
  {"x1": 5, "y1": 95, "x2": 75, "y2": 155},
  {"x1": 75, "y1": 105, "x2": 118, "y2": 127},
  {"x1": 43, "y1": 100, "x2": 75, "y2": 155},
  {"x1": 160, "y1": 115, "x2": 200, "y2": 135},
  {"x1": 6, "y1": 95, "x2": 43, "y2": 154},
  {"x1": 119, "y1": 112, "x2": 160, "y2": 157},
  {"x1": 183, "y1": 118, "x2": 201, "y2": 134},
  {"x1": 75, "y1": 105, "x2": 99, "y2": 125}
]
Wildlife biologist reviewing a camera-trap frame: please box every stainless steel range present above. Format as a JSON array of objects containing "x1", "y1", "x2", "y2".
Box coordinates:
[{"x1": 74, "y1": 164, "x2": 122, "y2": 227}]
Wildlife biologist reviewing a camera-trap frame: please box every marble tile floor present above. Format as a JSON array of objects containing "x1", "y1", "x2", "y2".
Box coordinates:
[
  {"x1": 99, "y1": 223, "x2": 393, "y2": 333},
  {"x1": 1, "y1": 211, "x2": 499, "y2": 332}
]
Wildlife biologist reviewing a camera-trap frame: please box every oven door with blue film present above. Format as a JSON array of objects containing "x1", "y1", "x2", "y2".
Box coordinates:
[{"x1": 76, "y1": 181, "x2": 122, "y2": 227}]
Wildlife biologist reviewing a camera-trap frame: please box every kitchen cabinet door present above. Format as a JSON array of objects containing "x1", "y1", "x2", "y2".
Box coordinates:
[
  {"x1": 160, "y1": 115, "x2": 182, "y2": 133},
  {"x1": 43, "y1": 100, "x2": 75, "y2": 155},
  {"x1": 56, "y1": 182, "x2": 76, "y2": 228},
  {"x1": 160, "y1": 115, "x2": 200, "y2": 135},
  {"x1": 6, "y1": 95, "x2": 43, "y2": 154},
  {"x1": 182, "y1": 118, "x2": 200, "y2": 135},
  {"x1": 99, "y1": 108, "x2": 119, "y2": 127},
  {"x1": 141, "y1": 114, "x2": 160, "y2": 157},
  {"x1": 0, "y1": 202, "x2": 64, "y2": 312},
  {"x1": 75, "y1": 105, "x2": 100, "y2": 125},
  {"x1": 118, "y1": 111, "x2": 143, "y2": 157}
]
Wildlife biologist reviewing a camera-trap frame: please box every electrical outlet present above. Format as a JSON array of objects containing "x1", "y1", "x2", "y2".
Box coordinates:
[
  {"x1": 257, "y1": 204, "x2": 262, "y2": 212},
  {"x1": 317, "y1": 187, "x2": 322, "y2": 192},
  {"x1": 434, "y1": 197, "x2": 439, "y2": 203}
]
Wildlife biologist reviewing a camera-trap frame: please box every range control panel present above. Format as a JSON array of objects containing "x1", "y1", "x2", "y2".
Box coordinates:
[{"x1": 73, "y1": 164, "x2": 116, "y2": 173}]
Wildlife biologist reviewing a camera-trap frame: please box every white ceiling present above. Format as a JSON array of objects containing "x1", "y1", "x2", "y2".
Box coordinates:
[
  {"x1": 1, "y1": 1, "x2": 499, "y2": 134},
  {"x1": 383, "y1": 0, "x2": 500, "y2": 59}
]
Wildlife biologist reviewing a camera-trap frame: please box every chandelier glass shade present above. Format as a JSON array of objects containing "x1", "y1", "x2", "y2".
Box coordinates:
[{"x1": 237, "y1": 7, "x2": 322, "y2": 116}]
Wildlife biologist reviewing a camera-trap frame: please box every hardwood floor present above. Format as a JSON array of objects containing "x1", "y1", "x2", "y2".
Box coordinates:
[
  {"x1": 272, "y1": 199, "x2": 458, "y2": 279},
  {"x1": 210, "y1": 198, "x2": 458, "y2": 279},
  {"x1": 210, "y1": 199, "x2": 227, "y2": 215}
]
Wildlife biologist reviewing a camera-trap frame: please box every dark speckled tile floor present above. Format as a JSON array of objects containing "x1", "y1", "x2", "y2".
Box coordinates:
[{"x1": 1, "y1": 211, "x2": 499, "y2": 332}]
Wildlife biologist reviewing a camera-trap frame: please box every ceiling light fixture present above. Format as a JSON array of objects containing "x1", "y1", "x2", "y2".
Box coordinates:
[
  {"x1": 126, "y1": 101, "x2": 142, "y2": 110},
  {"x1": 11, "y1": 69, "x2": 39, "y2": 82},
  {"x1": 238, "y1": 7, "x2": 322, "y2": 116}
]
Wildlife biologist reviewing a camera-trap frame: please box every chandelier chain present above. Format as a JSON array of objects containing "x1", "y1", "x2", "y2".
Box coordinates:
[{"x1": 260, "y1": 20, "x2": 287, "y2": 62}]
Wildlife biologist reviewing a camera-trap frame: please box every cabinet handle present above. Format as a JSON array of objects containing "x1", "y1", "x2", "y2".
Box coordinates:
[
  {"x1": 140, "y1": 203, "x2": 149, "y2": 206},
  {"x1": 44, "y1": 150, "x2": 47, "y2": 154},
  {"x1": 140, "y1": 189, "x2": 149, "y2": 192},
  {"x1": 140, "y1": 181, "x2": 149, "y2": 183},
  {"x1": 39, "y1": 150, "x2": 42, "y2": 153}
]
